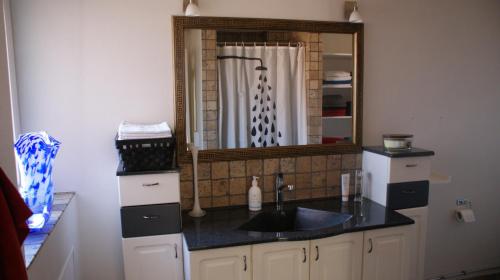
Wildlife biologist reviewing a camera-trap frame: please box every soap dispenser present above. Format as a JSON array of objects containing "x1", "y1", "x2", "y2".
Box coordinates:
[{"x1": 248, "y1": 176, "x2": 262, "y2": 211}]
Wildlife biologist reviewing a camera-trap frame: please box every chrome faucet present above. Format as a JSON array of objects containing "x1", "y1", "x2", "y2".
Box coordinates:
[{"x1": 275, "y1": 173, "x2": 294, "y2": 211}]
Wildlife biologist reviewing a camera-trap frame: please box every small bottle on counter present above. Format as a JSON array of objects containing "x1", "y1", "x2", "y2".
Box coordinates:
[
  {"x1": 341, "y1": 173, "x2": 350, "y2": 202},
  {"x1": 248, "y1": 176, "x2": 262, "y2": 211}
]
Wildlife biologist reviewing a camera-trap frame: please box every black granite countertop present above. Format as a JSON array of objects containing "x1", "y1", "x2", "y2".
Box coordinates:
[
  {"x1": 182, "y1": 197, "x2": 414, "y2": 251},
  {"x1": 363, "y1": 146, "x2": 435, "y2": 158}
]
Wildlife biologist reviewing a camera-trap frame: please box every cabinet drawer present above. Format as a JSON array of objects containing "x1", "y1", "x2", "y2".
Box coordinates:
[
  {"x1": 387, "y1": 181, "x2": 429, "y2": 210},
  {"x1": 389, "y1": 157, "x2": 431, "y2": 183},
  {"x1": 121, "y1": 203, "x2": 181, "y2": 238},
  {"x1": 118, "y1": 172, "x2": 180, "y2": 206}
]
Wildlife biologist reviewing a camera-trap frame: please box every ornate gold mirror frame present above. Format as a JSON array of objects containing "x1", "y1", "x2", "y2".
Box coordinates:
[{"x1": 173, "y1": 16, "x2": 364, "y2": 162}]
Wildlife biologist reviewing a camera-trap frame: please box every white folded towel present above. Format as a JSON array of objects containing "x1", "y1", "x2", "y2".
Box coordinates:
[
  {"x1": 118, "y1": 121, "x2": 172, "y2": 140},
  {"x1": 324, "y1": 71, "x2": 351, "y2": 79},
  {"x1": 323, "y1": 76, "x2": 352, "y2": 82}
]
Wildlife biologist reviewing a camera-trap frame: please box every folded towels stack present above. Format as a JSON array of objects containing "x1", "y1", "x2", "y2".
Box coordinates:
[
  {"x1": 323, "y1": 71, "x2": 352, "y2": 86},
  {"x1": 118, "y1": 121, "x2": 172, "y2": 140}
]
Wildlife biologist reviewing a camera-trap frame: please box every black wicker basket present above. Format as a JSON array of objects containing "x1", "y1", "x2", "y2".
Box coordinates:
[{"x1": 115, "y1": 135, "x2": 175, "y2": 172}]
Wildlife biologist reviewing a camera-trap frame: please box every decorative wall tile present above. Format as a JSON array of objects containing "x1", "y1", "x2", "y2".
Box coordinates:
[
  {"x1": 198, "y1": 180, "x2": 212, "y2": 197},
  {"x1": 212, "y1": 179, "x2": 229, "y2": 196},
  {"x1": 296, "y1": 156, "x2": 312, "y2": 173},
  {"x1": 180, "y1": 163, "x2": 193, "y2": 181},
  {"x1": 200, "y1": 197, "x2": 213, "y2": 208},
  {"x1": 296, "y1": 188, "x2": 312, "y2": 200},
  {"x1": 212, "y1": 161, "x2": 229, "y2": 179},
  {"x1": 295, "y1": 173, "x2": 312, "y2": 189},
  {"x1": 327, "y1": 155, "x2": 342, "y2": 170},
  {"x1": 311, "y1": 156, "x2": 327, "y2": 172},
  {"x1": 311, "y1": 171, "x2": 327, "y2": 188},
  {"x1": 230, "y1": 195, "x2": 246, "y2": 206},
  {"x1": 263, "y1": 158, "x2": 280, "y2": 175},
  {"x1": 212, "y1": 196, "x2": 229, "y2": 207},
  {"x1": 342, "y1": 154, "x2": 357, "y2": 170},
  {"x1": 180, "y1": 181, "x2": 193, "y2": 199},
  {"x1": 311, "y1": 188, "x2": 326, "y2": 198},
  {"x1": 280, "y1": 157, "x2": 296, "y2": 173},
  {"x1": 246, "y1": 159, "x2": 263, "y2": 177},
  {"x1": 262, "y1": 175, "x2": 275, "y2": 193},
  {"x1": 229, "y1": 161, "x2": 246, "y2": 177},
  {"x1": 229, "y1": 177, "x2": 247, "y2": 195},
  {"x1": 326, "y1": 170, "x2": 341, "y2": 187},
  {"x1": 197, "y1": 162, "x2": 211, "y2": 180}
]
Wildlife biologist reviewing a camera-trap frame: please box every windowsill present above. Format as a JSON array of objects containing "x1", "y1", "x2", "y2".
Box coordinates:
[{"x1": 23, "y1": 192, "x2": 76, "y2": 268}]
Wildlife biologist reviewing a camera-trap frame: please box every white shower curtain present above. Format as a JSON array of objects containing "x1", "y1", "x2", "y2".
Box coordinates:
[{"x1": 217, "y1": 45, "x2": 307, "y2": 149}]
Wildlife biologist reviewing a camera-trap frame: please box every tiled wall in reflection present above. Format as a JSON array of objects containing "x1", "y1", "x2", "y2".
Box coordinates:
[{"x1": 179, "y1": 153, "x2": 361, "y2": 210}]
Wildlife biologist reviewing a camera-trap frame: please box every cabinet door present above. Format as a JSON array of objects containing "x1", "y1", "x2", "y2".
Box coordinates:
[
  {"x1": 362, "y1": 226, "x2": 411, "y2": 280},
  {"x1": 122, "y1": 234, "x2": 183, "y2": 280},
  {"x1": 397, "y1": 207, "x2": 428, "y2": 280},
  {"x1": 252, "y1": 240, "x2": 310, "y2": 280},
  {"x1": 188, "y1": 245, "x2": 251, "y2": 280},
  {"x1": 310, "y1": 232, "x2": 363, "y2": 280}
]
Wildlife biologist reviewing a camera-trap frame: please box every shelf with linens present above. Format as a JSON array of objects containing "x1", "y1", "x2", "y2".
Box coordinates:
[{"x1": 321, "y1": 51, "x2": 353, "y2": 144}]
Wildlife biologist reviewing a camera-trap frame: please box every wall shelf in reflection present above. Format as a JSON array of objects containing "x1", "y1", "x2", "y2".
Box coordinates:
[
  {"x1": 323, "y1": 52, "x2": 352, "y2": 57},
  {"x1": 322, "y1": 84, "x2": 352, "y2": 89},
  {"x1": 322, "y1": 116, "x2": 352, "y2": 119}
]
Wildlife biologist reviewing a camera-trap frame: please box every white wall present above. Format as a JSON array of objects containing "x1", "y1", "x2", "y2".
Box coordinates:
[
  {"x1": 0, "y1": 0, "x2": 17, "y2": 182},
  {"x1": 8, "y1": 0, "x2": 500, "y2": 279},
  {"x1": 359, "y1": 0, "x2": 500, "y2": 277}
]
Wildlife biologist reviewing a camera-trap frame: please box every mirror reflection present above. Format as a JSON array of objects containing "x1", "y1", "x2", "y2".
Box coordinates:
[{"x1": 184, "y1": 29, "x2": 356, "y2": 150}]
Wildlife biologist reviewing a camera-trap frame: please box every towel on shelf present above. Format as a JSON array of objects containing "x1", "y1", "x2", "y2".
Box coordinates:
[
  {"x1": 0, "y1": 168, "x2": 32, "y2": 280},
  {"x1": 118, "y1": 121, "x2": 172, "y2": 140},
  {"x1": 323, "y1": 71, "x2": 351, "y2": 79}
]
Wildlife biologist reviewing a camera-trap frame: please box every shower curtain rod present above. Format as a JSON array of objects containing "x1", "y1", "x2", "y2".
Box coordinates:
[{"x1": 216, "y1": 41, "x2": 303, "y2": 47}]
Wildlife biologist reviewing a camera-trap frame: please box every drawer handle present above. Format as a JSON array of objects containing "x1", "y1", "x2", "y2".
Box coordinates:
[
  {"x1": 243, "y1": 255, "x2": 247, "y2": 271},
  {"x1": 142, "y1": 182, "x2": 160, "y2": 187},
  {"x1": 142, "y1": 215, "x2": 160, "y2": 220},
  {"x1": 174, "y1": 243, "x2": 178, "y2": 258},
  {"x1": 405, "y1": 164, "x2": 418, "y2": 168},
  {"x1": 315, "y1": 245, "x2": 319, "y2": 261},
  {"x1": 368, "y1": 238, "x2": 373, "y2": 253},
  {"x1": 402, "y1": 189, "x2": 417, "y2": 194},
  {"x1": 302, "y1": 248, "x2": 307, "y2": 263}
]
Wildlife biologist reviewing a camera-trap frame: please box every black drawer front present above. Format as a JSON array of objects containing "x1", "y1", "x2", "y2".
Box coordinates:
[
  {"x1": 387, "y1": 180, "x2": 429, "y2": 210},
  {"x1": 121, "y1": 203, "x2": 181, "y2": 238}
]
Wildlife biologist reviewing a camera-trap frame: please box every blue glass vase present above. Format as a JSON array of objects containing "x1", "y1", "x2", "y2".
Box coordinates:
[{"x1": 14, "y1": 131, "x2": 61, "y2": 231}]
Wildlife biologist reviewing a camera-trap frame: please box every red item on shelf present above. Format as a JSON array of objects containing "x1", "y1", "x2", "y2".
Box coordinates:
[
  {"x1": 323, "y1": 108, "x2": 347, "y2": 117},
  {"x1": 322, "y1": 137, "x2": 344, "y2": 144},
  {"x1": 0, "y1": 168, "x2": 32, "y2": 280}
]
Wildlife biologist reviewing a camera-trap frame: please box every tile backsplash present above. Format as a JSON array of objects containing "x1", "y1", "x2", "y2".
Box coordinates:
[{"x1": 179, "y1": 153, "x2": 362, "y2": 210}]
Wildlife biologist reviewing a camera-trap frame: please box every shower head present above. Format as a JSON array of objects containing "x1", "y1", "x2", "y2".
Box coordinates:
[{"x1": 255, "y1": 65, "x2": 267, "y2": 71}]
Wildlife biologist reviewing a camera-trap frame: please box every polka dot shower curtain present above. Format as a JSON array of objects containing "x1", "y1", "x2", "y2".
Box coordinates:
[{"x1": 217, "y1": 45, "x2": 307, "y2": 149}]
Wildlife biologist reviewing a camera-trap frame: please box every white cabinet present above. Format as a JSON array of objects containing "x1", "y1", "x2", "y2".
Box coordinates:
[
  {"x1": 252, "y1": 240, "x2": 310, "y2": 280},
  {"x1": 122, "y1": 234, "x2": 183, "y2": 280},
  {"x1": 397, "y1": 207, "x2": 428, "y2": 280},
  {"x1": 362, "y1": 226, "x2": 412, "y2": 280},
  {"x1": 185, "y1": 245, "x2": 251, "y2": 280},
  {"x1": 310, "y1": 232, "x2": 363, "y2": 280}
]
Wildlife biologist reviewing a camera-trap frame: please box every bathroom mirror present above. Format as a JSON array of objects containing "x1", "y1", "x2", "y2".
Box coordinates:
[{"x1": 174, "y1": 16, "x2": 363, "y2": 162}]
